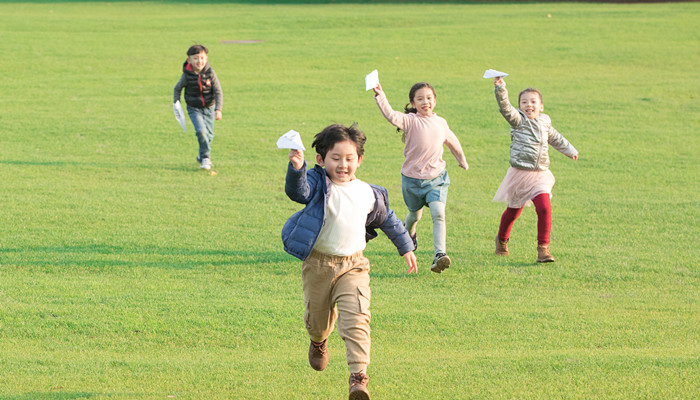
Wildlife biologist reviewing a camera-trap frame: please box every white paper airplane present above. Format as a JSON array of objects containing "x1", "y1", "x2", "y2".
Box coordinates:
[
  {"x1": 173, "y1": 100, "x2": 186, "y2": 132},
  {"x1": 365, "y1": 69, "x2": 379, "y2": 91},
  {"x1": 483, "y1": 69, "x2": 509, "y2": 79},
  {"x1": 276, "y1": 129, "x2": 306, "y2": 151}
]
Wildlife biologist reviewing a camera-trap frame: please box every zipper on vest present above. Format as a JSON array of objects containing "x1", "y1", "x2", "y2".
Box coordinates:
[{"x1": 198, "y1": 76, "x2": 205, "y2": 107}]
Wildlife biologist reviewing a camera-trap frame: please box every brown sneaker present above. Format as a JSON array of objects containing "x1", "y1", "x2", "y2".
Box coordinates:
[
  {"x1": 495, "y1": 236, "x2": 509, "y2": 256},
  {"x1": 430, "y1": 253, "x2": 451, "y2": 273},
  {"x1": 308, "y1": 339, "x2": 328, "y2": 371},
  {"x1": 536, "y1": 245, "x2": 555, "y2": 263},
  {"x1": 348, "y1": 372, "x2": 370, "y2": 400}
]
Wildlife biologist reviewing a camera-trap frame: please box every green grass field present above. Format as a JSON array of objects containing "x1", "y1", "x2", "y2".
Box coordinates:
[{"x1": 0, "y1": 1, "x2": 698, "y2": 399}]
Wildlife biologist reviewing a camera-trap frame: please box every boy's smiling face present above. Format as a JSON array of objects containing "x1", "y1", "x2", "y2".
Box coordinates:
[
  {"x1": 316, "y1": 140, "x2": 363, "y2": 184},
  {"x1": 187, "y1": 50, "x2": 208, "y2": 74}
]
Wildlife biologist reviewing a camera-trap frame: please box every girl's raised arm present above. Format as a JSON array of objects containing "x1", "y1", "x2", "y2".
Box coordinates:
[{"x1": 372, "y1": 82, "x2": 383, "y2": 97}]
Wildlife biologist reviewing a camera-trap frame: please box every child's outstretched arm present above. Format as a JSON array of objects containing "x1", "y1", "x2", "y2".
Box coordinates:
[
  {"x1": 373, "y1": 82, "x2": 409, "y2": 131},
  {"x1": 286, "y1": 149, "x2": 316, "y2": 204},
  {"x1": 173, "y1": 74, "x2": 186, "y2": 104},
  {"x1": 289, "y1": 149, "x2": 304, "y2": 170},
  {"x1": 494, "y1": 77, "x2": 522, "y2": 126},
  {"x1": 444, "y1": 130, "x2": 469, "y2": 171},
  {"x1": 548, "y1": 127, "x2": 579, "y2": 161},
  {"x1": 372, "y1": 82, "x2": 384, "y2": 97}
]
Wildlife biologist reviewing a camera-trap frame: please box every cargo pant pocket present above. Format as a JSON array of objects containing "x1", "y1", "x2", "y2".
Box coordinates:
[{"x1": 357, "y1": 286, "x2": 371, "y2": 316}]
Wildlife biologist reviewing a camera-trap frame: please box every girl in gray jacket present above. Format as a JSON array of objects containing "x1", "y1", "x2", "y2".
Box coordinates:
[{"x1": 492, "y1": 76, "x2": 579, "y2": 263}]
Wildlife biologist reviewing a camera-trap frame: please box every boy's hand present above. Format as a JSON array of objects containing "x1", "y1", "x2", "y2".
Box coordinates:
[
  {"x1": 215, "y1": 110, "x2": 222, "y2": 121},
  {"x1": 404, "y1": 251, "x2": 418, "y2": 274},
  {"x1": 372, "y1": 83, "x2": 383, "y2": 97},
  {"x1": 494, "y1": 77, "x2": 504, "y2": 86},
  {"x1": 289, "y1": 149, "x2": 304, "y2": 170},
  {"x1": 572, "y1": 154, "x2": 579, "y2": 161},
  {"x1": 459, "y1": 161, "x2": 469, "y2": 170}
]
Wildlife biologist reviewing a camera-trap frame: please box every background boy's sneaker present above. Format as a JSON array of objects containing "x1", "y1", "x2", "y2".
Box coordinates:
[
  {"x1": 200, "y1": 158, "x2": 212, "y2": 170},
  {"x1": 536, "y1": 245, "x2": 555, "y2": 263},
  {"x1": 348, "y1": 372, "x2": 370, "y2": 400},
  {"x1": 308, "y1": 339, "x2": 328, "y2": 371},
  {"x1": 430, "y1": 253, "x2": 451, "y2": 273}
]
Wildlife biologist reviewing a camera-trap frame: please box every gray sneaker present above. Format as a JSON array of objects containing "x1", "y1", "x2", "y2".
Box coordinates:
[
  {"x1": 200, "y1": 158, "x2": 212, "y2": 170},
  {"x1": 430, "y1": 253, "x2": 451, "y2": 273}
]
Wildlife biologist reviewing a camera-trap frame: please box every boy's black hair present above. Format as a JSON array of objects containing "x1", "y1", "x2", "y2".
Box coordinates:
[
  {"x1": 187, "y1": 44, "x2": 209, "y2": 56},
  {"x1": 312, "y1": 123, "x2": 366, "y2": 161}
]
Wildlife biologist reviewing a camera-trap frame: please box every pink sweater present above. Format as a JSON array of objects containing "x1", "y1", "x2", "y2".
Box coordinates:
[{"x1": 375, "y1": 92, "x2": 468, "y2": 180}]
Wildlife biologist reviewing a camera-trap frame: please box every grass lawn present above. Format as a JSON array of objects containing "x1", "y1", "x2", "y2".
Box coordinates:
[{"x1": 0, "y1": 1, "x2": 698, "y2": 399}]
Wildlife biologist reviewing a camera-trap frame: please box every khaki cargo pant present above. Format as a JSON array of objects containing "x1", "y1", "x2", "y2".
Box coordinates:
[{"x1": 302, "y1": 249, "x2": 371, "y2": 374}]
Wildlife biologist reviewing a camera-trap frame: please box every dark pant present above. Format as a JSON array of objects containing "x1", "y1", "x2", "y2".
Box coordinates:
[{"x1": 187, "y1": 105, "x2": 215, "y2": 160}]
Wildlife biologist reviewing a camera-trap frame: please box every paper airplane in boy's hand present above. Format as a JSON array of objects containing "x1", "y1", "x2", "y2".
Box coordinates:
[
  {"x1": 173, "y1": 100, "x2": 186, "y2": 132},
  {"x1": 483, "y1": 69, "x2": 509, "y2": 79},
  {"x1": 276, "y1": 130, "x2": 306, "y2": 151},
  {"x1": 365, "y1": 69, "x2": 379, "y2": 91}
]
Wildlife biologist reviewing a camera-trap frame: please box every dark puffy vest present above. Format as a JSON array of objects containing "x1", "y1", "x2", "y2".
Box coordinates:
[{"x1": 182, "y1": 61, "x2": 216, "y2": 108}]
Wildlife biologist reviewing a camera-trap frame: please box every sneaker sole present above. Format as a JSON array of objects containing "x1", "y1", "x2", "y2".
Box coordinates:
[
  {"x1": 537, "y1": 258, "x2": 555, "y2": 263},
  {"x1": 430, "y1": 255, "x2": 451, "y2": 273},
  {"x1": 349, "y1": 388, "x2": 370, "y2": 400}
]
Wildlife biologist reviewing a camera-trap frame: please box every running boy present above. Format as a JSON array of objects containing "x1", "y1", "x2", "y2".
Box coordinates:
[
  {"x1": 173, "y1": 44, "x2": 223, "y2": 170},
  {"x1": 282, "y1": 123, "x2": 417, "y2": 400}
]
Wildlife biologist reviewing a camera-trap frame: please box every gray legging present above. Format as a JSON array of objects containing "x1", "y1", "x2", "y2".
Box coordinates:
[{"x1": 404, "y1": 201, "x2": 446, "y2": 255}]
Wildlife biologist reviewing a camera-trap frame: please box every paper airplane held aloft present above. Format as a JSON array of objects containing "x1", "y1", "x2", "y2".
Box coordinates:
[
  {"x1": 276, "y1": 130, "x2": 306, "y2": 151},
  {"x1": 365, "y1": 69, "x2": 379, "y2": 91},
  {"x1": 483, "y1": 69, "x2": 509, "y2": 79}
]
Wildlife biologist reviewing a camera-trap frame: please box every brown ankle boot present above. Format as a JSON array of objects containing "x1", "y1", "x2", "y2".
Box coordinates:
[
  {"x1": 308, "y1": 339, "x2": 328, "y2": 371},
  {"x1": 536, "y1": 244, "x2": 555, "y2": 263},
  {"x1": 348, "y1": 372, "x2": 370, "y2": 400},
  {"x1": 495, "y1": 237, "x2": 509, "y2": 256}
]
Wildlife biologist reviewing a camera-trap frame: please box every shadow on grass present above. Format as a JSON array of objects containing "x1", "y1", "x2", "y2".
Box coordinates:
[
  {"x1": 2, "y1": 393, "x2": 97, "y2": 400},
  {"x1": 0, "y1": 244, "x2": 293, "y2": 270},
  {"x1": 3, "y1": 393, "x2": 160, "y2": 400},
  {"x1": 0, "y1": 0, "x2": 510, "y2": 4},
  {"x1": 0, "y1": 160, "x2": 76, "y2": 167}
]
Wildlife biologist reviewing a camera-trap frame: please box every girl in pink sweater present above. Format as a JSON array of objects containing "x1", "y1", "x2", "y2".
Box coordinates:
[{"x1": 373, "y1": 82, "x2": 469, "y2": 273}]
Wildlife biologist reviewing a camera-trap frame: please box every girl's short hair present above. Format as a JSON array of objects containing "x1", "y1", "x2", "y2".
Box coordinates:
[
  {"x1": 518, "y1": 88, "x2": 543, "y2": 104},
  {"x1": 312, "y1": 123, "x2": 366, "y2": 160},
  {"x1": 187, "y1": 44, "x2": 209, "y2": 56}
]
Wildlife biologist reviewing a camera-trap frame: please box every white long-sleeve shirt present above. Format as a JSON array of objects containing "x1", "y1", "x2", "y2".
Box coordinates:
[{"x1": 313, "y1": 179, "x2": 375, "y2": 257}]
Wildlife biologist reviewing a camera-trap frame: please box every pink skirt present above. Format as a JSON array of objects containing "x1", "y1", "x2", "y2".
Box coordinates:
[{"x1": 493, "y1": 167, "x2": 555, "y2": 208}]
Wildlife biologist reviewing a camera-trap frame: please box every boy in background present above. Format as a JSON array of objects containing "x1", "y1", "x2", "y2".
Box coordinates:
[{"x1": 173, "y1": 44, "x2": 223, "y2": 170}]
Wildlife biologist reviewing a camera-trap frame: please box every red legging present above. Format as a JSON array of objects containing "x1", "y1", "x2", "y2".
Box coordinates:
[{"x1": 497, "y1": 193, "x2": 551, "y2": 245}]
